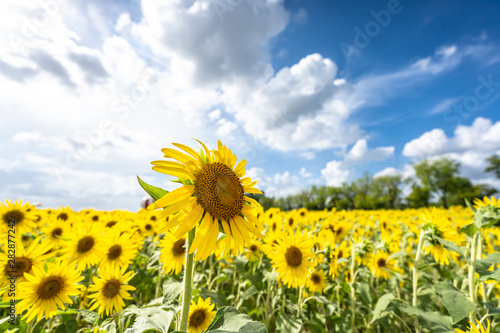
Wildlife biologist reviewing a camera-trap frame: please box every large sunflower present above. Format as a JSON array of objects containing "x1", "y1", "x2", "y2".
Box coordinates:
[
  {"x1": 147, "y1": 140, "x2": 263, "y2": 260},
  {"x1": 268, "y1": 232, "x2": 314, "y2": 289},
  {"x1": 455, "y1": 319, "x2": 490, "y2": 333},
  {"x1": 16, "y1": 260, "x2": 84, "y2": 322},
  {"x1": 187, "y1": 297, "x2": 216, "y2": 333},
  {"x1": 371, "y1": 251, "x2": 401, "y2": 280},
  {"x1": 88, "y1": 265, "x2": 135, "y2": 316}
]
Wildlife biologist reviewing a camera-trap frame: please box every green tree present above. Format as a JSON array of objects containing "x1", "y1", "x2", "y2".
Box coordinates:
[
  {"x1": 373, "y1": 175, "x2": 403, "y2": 209},
  {"x1": 485, "y1": 155, "x2": 500, "y2": 178},
  {"x1": 413, "y1": 158, "x2": 460, "y2": 208},
  {"x1": 406, "y1": 185, "x2": 431, "y2": 208}
]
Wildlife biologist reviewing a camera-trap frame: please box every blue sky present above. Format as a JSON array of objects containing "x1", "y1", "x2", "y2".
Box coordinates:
[{"x1": 1, "y1": 0, "x2": 499, "y2": 210}]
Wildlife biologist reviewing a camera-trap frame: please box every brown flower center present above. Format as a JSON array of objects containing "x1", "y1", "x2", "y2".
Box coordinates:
[
  {"x1": 377, "y1": 258, "x2": 386, "y2": 268},
  {"x1": 91, "y1": 215, "x2": 99, "y2": 222},
  {"x1": 288, "y1": 218, "x2": 294, "y2": 226},
  {"x1": 285, "y1": 246, "x2": 303, "y2": 268},
  {"x1": 194, "y1": 162, "x2": 244, "y2": 221},
  {"x1": 172, "y1": 239, "x2": 186, "y2": 257},
  {"x1": 38, "y1": 276, "x2": 64, "y2": 299},
  {"x1": 249, "y1": 244, "x2": 258, "y2": 252},
  {"x1": 57, "y1": 213, "x2": 68, "y2": 221},
  {"x1": 51, "y1": 228, "x2": 63, "y2": 238},
  {"x1": 106, "y1": 221, "x2": 117, "y2": 228},
  {"x1": 77, "y1": 236, "x2": 95, "y2": 253},
  {"x1": 102, "y1": 279, "x2": 121, "y2": 298},
  {"x1": 5, "y1": 257, "x2": 33, "y2": 277},
  {"x1": 3, "y1": 209, "x2": 24, "y2": 225},
  {"x1": 311, "y1": 273, "x2": 321, "y2": 284},
  {"x1": 189, "y1": 309, "x2": 207, "y2": 328},
  {"x1": 107, "y1": 245, "x2": 122, "y2": 260},
  {"x1": 145, "y1": 224, "x2": 152, "y2": 231}
]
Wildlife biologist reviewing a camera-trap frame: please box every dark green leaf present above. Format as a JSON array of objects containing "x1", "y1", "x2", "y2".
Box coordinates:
[
  {"x1": 370, "y1": 293, "x2": 394, "y2": 323},
  {"x1": 479, "y1": 268, "x2": 500, "y2": 282},
  {"x1": 459, "y1": 223, "x2": 478, "y2": 238},
  {"x1": 435, "y1": 237, "x2": 466, "y2": 258},
  {"x1": 354, "y1": 282, "x2": 372, "y2": 306},
  {"x1": 434, "y1": 282, "x2": 475, "y2": 324},
  {"x1": 123, "y1": 307, "x2": 174, "y2": 333},
  {"x1": 206, "y1": 306, "x2": 267, "y2": 333},
  {"x1": 80, "y1": 309, "x2": 99, "y2": 325},
  {"x1": 276, "y1": 313, "x2": 302, "y2": 333},
  {"x1": 400, "y1": 305, "x2": 453, "y2": 333},
  {"x1": 137, "y1": 176, "x2": 169, "y2": 201}
]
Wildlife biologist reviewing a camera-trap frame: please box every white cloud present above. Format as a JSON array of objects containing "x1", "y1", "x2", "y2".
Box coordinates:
[
  {"x1": 115, "y1": 13, "x2": 131, "y2": 32},
  {"x1": 428, "y1": 98, "x2": 459, "y2": 114},
  {"x1": 246, "y1": 167, "x2": 302, "y2": 198},
  {"x1": 321, "y1": 161, "x2": 350, "y2": 187},
  {"x1": 299, "y1": 167, "x2": 312, "y2": 178},
  {"x1": 402, "y1": 116, "x2": 500, "y2": 189},
  {"x1": 344, "y1": 139, "x2": 394, "y2": 164}
]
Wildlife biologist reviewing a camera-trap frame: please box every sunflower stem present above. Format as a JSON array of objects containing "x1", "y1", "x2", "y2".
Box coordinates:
[
  {"x1": 477, "y1": 230, "x2": 487, "y2": 304},
  {"x1": 297, "y1": 286, "x2": 303, "y2": 317},
  {"x1": 412, "y1": 229, "x2": 425, "y2": 333},
  {"x1": 155, "y1": 268, "x2": 164, "y2": 299},
  {"x1": 179, "y1": 227, "x2": 196, "y2": 331},
  {"x1": 350, "y1": 242, "x2": 356, "y2": 333},
  {"x1": 469, "y1": 232, "x2": 478, "y2": 322}
]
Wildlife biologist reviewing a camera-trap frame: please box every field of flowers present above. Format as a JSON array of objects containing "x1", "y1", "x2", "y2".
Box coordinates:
[{"x1": 1, "y1": 141, "x2": 500, "y2": 333}]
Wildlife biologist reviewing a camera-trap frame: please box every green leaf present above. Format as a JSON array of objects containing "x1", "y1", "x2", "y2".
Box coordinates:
[
  {"x1": 370, "y1": 293, "x2": 394, "y2": 323},
  {"x1": 241, "y1": 286, "x2": 258, "y2": 300},
  {"x1": 123, "y1": 307, "x2": 175, "y2": 333},
  {"x1": 101, "y1": 318, "x2": 117, "y2": 333},
  {"x1": 479, "y1": 268, "x2": 500, "y2": 282},
  {"x1": 459, "y1": 223, "x2": 478, "y2": 238},
  {"x1": 162, "y1": 278, "x2": 183, "y2": 303},
  {"x1": 200, "y1": 289, "x2": 228, "y2": 307},
  {"x1": 336, "y1": 258, "x2": 349, "y2": 264},
  {"x1": 354, "y1": 282, "x2": 372, "y2": 306},
  {"x1": 80, "y1": 309, "x2": 99, "y2": 325},
  {"x1": 465, "y1": 198, "x2": 476, "y2": 213},
  {"x1": 476, "y1": 253, "x2": 500, "y2": 275},
  {"x1": 206, "y1": 306, "x2": 267, "y2": 333},
  {"x1": 434, "y1": 282, "x2": 475, "y2": 324},
  {"x1": 387, "y1": 251, "x2": 408, "y2": 262},
  {"x1": 276, "y1": 313, "x2": 302, "y2": 333},
  {"x1": 137, "y1": 176, "x2": 169, "y2": 201},
  {"x1": 435, "y1": 237, "x2": 466, "y2": 258},
  {"x1": 400, "y1": 306, "x2": 454, "y2": 333}
]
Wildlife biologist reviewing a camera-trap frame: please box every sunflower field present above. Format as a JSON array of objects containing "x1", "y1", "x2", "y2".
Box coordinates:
[{"x1": 1, "y1": 141, "x2": 500, "y2": 333}]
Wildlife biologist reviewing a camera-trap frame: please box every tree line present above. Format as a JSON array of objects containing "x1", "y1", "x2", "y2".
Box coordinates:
[{"x1": 251, "y1": 155, "x2": 500, "y2": 211}]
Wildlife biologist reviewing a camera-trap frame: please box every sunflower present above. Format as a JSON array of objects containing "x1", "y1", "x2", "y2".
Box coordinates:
[
  {"x1": 0, "y1": 199, "x2": 37, "y2": 234},
  {"x1": 147, "y1": 140, "x2": 263, "y2": 260},
  {"x1": 473, "y1": 196, "x2": 499, "y2": 209},
  {"x1": 455, "y1": 319, "x2": 490, "y2": 333},
  {"x1": 328, "y1": 241, "x2": 351, "y2": 278},
  {"x1": 306, "y1": 269, "x2": 327, "y2": 294},
  {"x1": 0, "y1": 235, "x2": 54, "y2": 300},
  {"x1": 268, "y1": 232, "x2": 314, "y2": 289},
  {"x1": 243, "y1": 238, "x2": 263, "y2": 262},
  {"x1": 62, "y1": 223, "x2": 105, "y2": 271},
  {"x1": 371, "y1": 251, "x2": 401, "y2": 280},
  {"x1": 41, "y1": 217, "x2": 70, "y2": 249},
  {"x1": 52, "y1": 206, "x2": 74, "y2": 224},
  {"x1": 187, "y1": 297, "x2": 216, "y2": 333},
  {"x1": 100, "y1": 230, "x2": 140, "y2": 270},
  {"x1": 87, "y1": 264, "x2": 135, "y2": 316},
  {"x1": 158, "y1": 232, "x2": 187, "y2": 275},
  {"x1": 16, "y1": 260, "x2": 84, "y2": 322}
]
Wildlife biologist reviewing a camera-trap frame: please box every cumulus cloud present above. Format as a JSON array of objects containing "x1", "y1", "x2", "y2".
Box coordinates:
[
  {"x1": 321, "y1": 161, "x2": 350, "y2": 187},
  {"x1": 344, "y1": 139, "x2": 394, "y2": 164},
  {"x1": 246, "y1": 167, "x2": 302, "y2": 198}
]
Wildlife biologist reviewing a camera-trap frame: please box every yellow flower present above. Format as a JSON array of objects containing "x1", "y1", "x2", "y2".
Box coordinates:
[
  {"x1": 268, "y1": 232, "x2": 314, "y2": 289},
  {"x1": 306, "y1": 269, "x2": 327, "y2": 294},
  {"x1": 473, "y1": 196, "x2": 499, "y2": 209},
  {"x1": 62, "y1": 223, "x2": 105, "y2": 271},
  {"x1": 88, "y1": 265, "x2": 135, "y2": 316},
  {"x1": 0, "y1": 199, "x2": 37, "y2": 234},
  {"x1": 188, "y1": 297, "x2": 216, "y2": 333},
  {"x1": 16, "y1": 260, "x2": 84, "y2": 322},
  {"x1": 371, "y1": 251, "x2": 401, "y2": 280},
  {"x1": 158, "y1": 232, "x2": 187, "y2": 275},
  {"x1": 455, "y1": 319, "x2": 490, "y2": 333},
  {"x1": 0, "y1": 235, "x2": 54, "y2": 300},
  {"x1": 148, "y1": 140, "x2": 263, "y2": 260},
  {"x1": 243, "y1": 238, "x2": 263, "y2": 262},
  {"x1": 100, "y1": 230, "x2": 140, "y2": 270},
  {"x1": 328, "y1": 241, "x2": 351, "y2": 278},
  {"x1": 41, "y1": 217, "x2": 70, "y2": 249}
]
